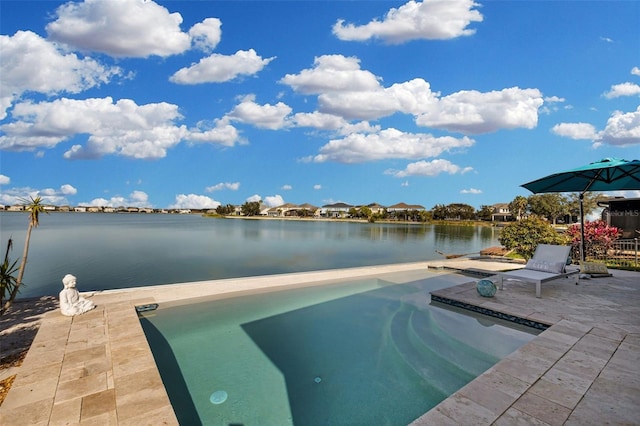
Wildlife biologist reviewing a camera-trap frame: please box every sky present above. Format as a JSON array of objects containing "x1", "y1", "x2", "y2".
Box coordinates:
[{"x1": 0, "y1": 0, "x2": 639, "y2": 211}]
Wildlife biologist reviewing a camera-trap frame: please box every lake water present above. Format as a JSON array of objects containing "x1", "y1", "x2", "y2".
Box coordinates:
[{"x1": 0, "y1": 212, "x2": 501, "y2": 298}]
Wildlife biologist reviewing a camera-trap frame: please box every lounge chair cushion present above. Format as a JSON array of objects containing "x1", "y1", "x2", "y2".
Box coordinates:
[{"x1": 525, "y1": 259, "x2": 565, "y2": 274}]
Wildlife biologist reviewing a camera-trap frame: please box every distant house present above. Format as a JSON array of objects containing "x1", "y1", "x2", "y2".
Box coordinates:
[
  {"x1": 365, "y1": 203, "x2": 386, "y2": 215},
  {"x1": 491, "y1": 203, "x2": 512, "y2": 222},
  {"x1": 44, "y1": 205, "x2": 57, "y2": 212},
  {"x1": 104, "y1": 207, "x2": 116, "y2": 213},
  {"x1": 87, "y1": 206, "x2": 102, "y2": 213},
  {"x1": 321, "y1": 202, "x2": 353, "y2": 218},
  {"x1": 74, "y1": 206, "x2": 87, "y2": 212},
  {"x1": 7, "y1": 205, "x2": 24, "y2": 211}
]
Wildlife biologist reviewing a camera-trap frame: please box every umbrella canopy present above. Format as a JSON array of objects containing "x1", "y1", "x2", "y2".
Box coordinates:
[
  {"x1": 521, "y1": 158, "x2": 640, "y2": 262},
  {"x1": 522, "y1": 157, "x2": 640, "y2": 194}
]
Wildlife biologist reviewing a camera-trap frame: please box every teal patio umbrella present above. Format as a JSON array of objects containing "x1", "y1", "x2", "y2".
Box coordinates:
[{"x1": 521, "y1": 158, "x2": 640, "y2": 261}]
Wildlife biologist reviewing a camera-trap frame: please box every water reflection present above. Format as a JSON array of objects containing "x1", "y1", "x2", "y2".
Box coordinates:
[{"x1": 0, "y1": 213, "x2": 500, "y2": 298}]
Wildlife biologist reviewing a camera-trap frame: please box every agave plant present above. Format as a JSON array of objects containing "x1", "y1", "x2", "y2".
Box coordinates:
[{"x1": 0, "y1": 238, "x2": 20, "y2": 314}]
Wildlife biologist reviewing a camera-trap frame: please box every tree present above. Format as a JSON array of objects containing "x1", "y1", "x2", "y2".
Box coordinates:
[
  {"x1": 216, "y1": 204, "x2": 235, "y2": 215},
  {"x1": 3, "y1": 196, "x2": 47, "y2": 312},
  {"x1": 565, "y1": 192, "x2": 599, "y2": 224},
  {"x1": 431, "y1": 204, "x2": 447, "y2": 220},
  {"x1": 498, "y1": 216, "x2": 568, "y2": 259},
  {"x1": 241, "y1": 201, "x2": 261, "y2": 216},
  {"x1": 1, "y1": 238, "x2": 20, "y2": 314},
  {"x1": 477, "y1": 205, "x2": 494, "y2": 221},
  {"x1": 528, "y1": 193, "x2": 567, "y2": 225},
  {"x1": 447, "y1": 203, "x2": 476, "y2": 220},
  {"x1": 509, "y1": 196, "x2": 528, "y2": 221}
]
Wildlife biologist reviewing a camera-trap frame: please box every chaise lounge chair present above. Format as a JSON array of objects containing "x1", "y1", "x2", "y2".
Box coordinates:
[{"x1": 497, "y1": 244, "x2": 579, "y2": 298}]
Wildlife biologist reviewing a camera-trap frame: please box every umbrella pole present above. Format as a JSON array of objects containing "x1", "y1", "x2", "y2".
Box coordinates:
[{"x1": 579, "y1": 193, "x2": 586, "y2": 263}]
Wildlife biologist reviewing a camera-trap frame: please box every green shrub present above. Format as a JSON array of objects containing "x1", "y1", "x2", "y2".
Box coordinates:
[{"x1": 498, "y1": 216, "x2": 568, "y2": 259}]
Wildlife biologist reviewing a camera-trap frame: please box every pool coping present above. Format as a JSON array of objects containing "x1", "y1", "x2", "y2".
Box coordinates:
[{"x1": 1, "y1": 259, "x2": 638, "y2": 425}]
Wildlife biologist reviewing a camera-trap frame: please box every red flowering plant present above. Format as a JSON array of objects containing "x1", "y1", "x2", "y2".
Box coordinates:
[{"x1": 566, "y1": 220, "x2": 622, "y2": 260}]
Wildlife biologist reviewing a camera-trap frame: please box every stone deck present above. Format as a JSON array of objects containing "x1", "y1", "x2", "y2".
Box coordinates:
[{"x1": 1, "y1": 259, "x2": 638, "y2": 425}]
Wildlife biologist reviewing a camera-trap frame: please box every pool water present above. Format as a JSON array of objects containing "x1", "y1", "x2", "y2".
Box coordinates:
[{"x1": 140, "y1": 276, "x2": 537, "y2": 425}]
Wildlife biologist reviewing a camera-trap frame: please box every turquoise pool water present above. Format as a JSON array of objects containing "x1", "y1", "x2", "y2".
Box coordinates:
[{"x1": 140, "y1": 276, "x2": 537, "y2": 425}]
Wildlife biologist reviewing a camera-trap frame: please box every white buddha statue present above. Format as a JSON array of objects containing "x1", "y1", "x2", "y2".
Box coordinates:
[{"x1": 59, "y1": 274, "x2": 96, "y2": 316}]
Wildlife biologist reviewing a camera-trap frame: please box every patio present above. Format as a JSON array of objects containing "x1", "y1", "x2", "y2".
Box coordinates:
[{"x1": 1, "y1": 259, "x2": 638, "y2": 425}]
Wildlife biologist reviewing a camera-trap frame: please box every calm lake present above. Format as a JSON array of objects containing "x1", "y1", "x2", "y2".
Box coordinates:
[{"x1": 0, "y1": 212, "x2": 501, "y2": 299}]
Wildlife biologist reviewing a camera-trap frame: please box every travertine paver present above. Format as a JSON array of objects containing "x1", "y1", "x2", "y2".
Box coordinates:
[
  {"x1": 2, "y1": 260, "x2": 639, "y2": 425},
  {"x1": 413, "y1": 267, "x2": 640, "y2": 425}
]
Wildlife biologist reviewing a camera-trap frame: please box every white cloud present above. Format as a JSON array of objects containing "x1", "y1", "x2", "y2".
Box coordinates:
[
  {"x1": 292, "y1": 112, "x2": 379, "y2": 135},
  {"x1": 318, "y1": 78, "x2": 439, "y2": 121},
  {"x1": 169, "y1": 193, "x2": 220, "y2": 209},
  {"x1": 415, "y1": 87, "x2": 544, "y2": 134},
  {"x1": 227, "y1": 97, "x2": 292, "y2": 130},
  {"x1": 551, "y1": 122, "x2": 599, "y2": 140},
  {"x1": 632, "y1": 67, "x2": 640, "y2": 77},
  {"x1": 188, "y1": 17, "x2": 222, "y2": 53},
  {"x1": 0, "y1": 31, "x2": 121, "y2": 119},
  {"x1": 0, "y1": 175, "x2": 10, "y2": 185},
  {"x1": 0, "y1": 97, "x2": 188, "y2": 159},
  {"x1": 603, "y1": 82, "x2": 640, "y2": 99},
  {"x1": 333, "y1": 0, "x2": 483, "y2": 44},
  {"x1": 309, "y1": 128, "x2": 474, "y2": 163},
  {"x1": 188, "y1": 118, "x2": 244, "y2": 147},
  {"x1": 0, "y1": 184, "x2": 78, "y2": 206},
  {"x1": 281, "y1": 185, "x2": 292, "y2": 190},
  {"x1": 599, "y1": 106, "x2": 640, "y2": 146},
  {"x1": 206, "y1": 182, "x2": 240, "y2": 192},
  {"x1": 401, "y1": 181, "x2": 409, "y2": 187},
  {"x1": 313, "y1": 184, "x2": 322, "y2": 190},
  {"x1": 387, "y1": 159, "x2": 473, "y2": 177},
  {"x1": 86, "y1": 190, "x2": 150, "y2": 208},
  {"x1": 263, "y1": 194, "x2": 285, "y2": 207},
  {"x1": 45, "y1": 0, "x2": 192, "y2": 58},
  {"x1": 170, "y1": 49, "x2": 275, "y2": 84},
  {"x1": 461, "y1": 188, "x2": 482, "y2": 194},
  {"x1": 246, "y1": 194, "x2": 262, "y2": 203},
  {"x1": 60, "y1": 184, "x2": 78, "y2": 195},
  {"x1": 280, "y1": 55, "x2": 381, "y2": 94}
]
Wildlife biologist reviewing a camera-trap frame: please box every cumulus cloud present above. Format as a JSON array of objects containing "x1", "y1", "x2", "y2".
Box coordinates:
[
  {"x1": 313, "y1": 184, "x2": 322, "y2": 190},
  {"x1": 318, "y1": 78, "x2": 440, "y2": 121},
  {"x1": 280, "y1": 55, "x2": 381, "y2": 94},
  {"x1": 170, "y1": 49, "x2": 275, "y2": 84},
  {"x1": 308, "y1": 128, "x2": 474, "y2": 163},
  {"x1": 169, "y1": 193, "x2": 220, "y2": 209},
  {"x1": 0, "y1": 31, "x2": 121, "y2": 119},
  {"x1": 552, "y1": 107, "x2": 640, "y2": 147},
  {"x1": 603, "y1": 82, "x2": 640, "y2": 99},
  {"x1": 0, "y1": 175, "x2": 10, "y2": 185},
  {"x1": 600, "y1": 106, "x2": 640, "y2": 146},
  {"x1": 187, "y1": 118, "x2": 244, "y2": 147},
  {"x1": 206, "y1": 182, "x2": 240, "y2": 192},
  {"x1": 292, "y1": 112, "x2": 379, "y2": 135},
  {"x1": 386, "y1": 159, "x2": 473, "y2": 177},
  {"x1": 551, "y1": 122, "x2": 599, "y2": 140},
  {"x1": 188, "y1": 17, "x2": 222, "y2": 52},
  {"x1": 461, "y1": 188, "x2": 482, "y2": 194},
  {"x1": 227, "y1": 96, "x2": 292, "y2": 130},
  {"x1": 281, "y1": 185, "x2": 292, "y2": 190},
  {"x1": 632, "y1": 67, "x2": 640, "y2": 77},
  {"x1": 263, "y1": 194, "x2": 285, "y2": 207},
  {"x1": 46, "y1": 0, "x2": 192, "y2": 58},
  {"x1": 415, "y1": 87, "x2": 544, "y2": 134},
  {"x1": 246, "y1": 194, "x2": 262, "y2": 203},
  {"x1": 0, "y1": 183, "x2": 78, "y2": 206},
  {"x1": 0, "y1": 97, "x2": 188, "y2": 159},
  {"x1": 333, "y1": 0, "x2": 483, "y2": 44}
]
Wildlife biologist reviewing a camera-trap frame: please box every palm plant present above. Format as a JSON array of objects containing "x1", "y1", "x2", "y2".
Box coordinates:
[
  {"x1": 0, "y1": 238, "x2": 20, "y2": 314},
  {"x1": 2, "y1": 196, "x2": 47, "y2": 312}
]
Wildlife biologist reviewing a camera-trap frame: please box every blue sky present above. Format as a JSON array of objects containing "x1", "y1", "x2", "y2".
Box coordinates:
[{"x1": 1, "y1": 0, "x2": 639, "y2": 210}]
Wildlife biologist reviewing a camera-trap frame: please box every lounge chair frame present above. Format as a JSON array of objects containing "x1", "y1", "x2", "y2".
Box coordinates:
[{"x1": 496, "y1": 244, "x2": 579, "y2": 298}]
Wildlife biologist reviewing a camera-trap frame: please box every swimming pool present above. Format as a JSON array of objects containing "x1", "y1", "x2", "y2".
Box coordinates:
[{"x1": 140, "y1": 276, "x2": 537, "y2": 425}]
